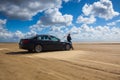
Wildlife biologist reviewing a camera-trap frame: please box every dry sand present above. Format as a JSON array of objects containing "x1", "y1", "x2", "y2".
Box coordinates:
[{"x1": 0, "y1": 43, "x2": 120, "y2": 80}]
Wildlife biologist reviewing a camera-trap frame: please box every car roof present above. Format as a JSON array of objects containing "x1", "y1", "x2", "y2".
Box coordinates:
[
  {"x1": 36, "y1": 34, "x2": 52, "y2": 36},
  {"x1": 35, "y1": 34, "x2": 57, "y2": 38}
]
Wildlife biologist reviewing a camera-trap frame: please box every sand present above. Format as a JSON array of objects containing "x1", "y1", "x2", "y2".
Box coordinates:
[{"x1": 0, "y1": 43, "x2": 120, "y2": 80}]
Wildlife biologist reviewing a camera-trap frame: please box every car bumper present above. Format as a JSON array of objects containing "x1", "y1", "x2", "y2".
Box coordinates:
[{"x1": 19, "y1": 43, "x2": 34, "y2": 50}]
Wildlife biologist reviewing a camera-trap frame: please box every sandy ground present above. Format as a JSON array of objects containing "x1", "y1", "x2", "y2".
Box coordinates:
[{"x1": 0, "y1": 43, "x2": 120, "y2": 80}]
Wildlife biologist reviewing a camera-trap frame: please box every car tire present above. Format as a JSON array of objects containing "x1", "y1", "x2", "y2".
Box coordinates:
[
  {"x1": 65, "y1": 44, "x2": 71, "y2": 50},
  {"x1": 34, "y1": 45, "x2": 42, "y2": 53}
]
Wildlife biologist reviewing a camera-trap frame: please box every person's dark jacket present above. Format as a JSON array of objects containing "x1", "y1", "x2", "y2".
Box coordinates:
[{"x1": 67, "y1": 35, "x2": 71, "y2": 42}]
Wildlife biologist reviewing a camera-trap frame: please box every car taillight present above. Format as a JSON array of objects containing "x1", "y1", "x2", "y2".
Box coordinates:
[{"x1": 23, "y1": 40, "x2": 29, "y2": 44}]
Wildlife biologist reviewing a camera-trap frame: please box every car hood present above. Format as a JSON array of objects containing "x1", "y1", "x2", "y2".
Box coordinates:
[{"x1": 60, "y1": 41, "x2": 70, "y2": 44}]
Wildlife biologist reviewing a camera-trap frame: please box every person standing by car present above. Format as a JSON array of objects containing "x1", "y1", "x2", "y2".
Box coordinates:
[{"x1": 67, "y1": 33, "x2": 74, "y2": 50}]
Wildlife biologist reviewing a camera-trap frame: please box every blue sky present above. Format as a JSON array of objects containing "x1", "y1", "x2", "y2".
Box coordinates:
[{"x1": 0, "y1": 0, "x2": 120, "y2": 42}]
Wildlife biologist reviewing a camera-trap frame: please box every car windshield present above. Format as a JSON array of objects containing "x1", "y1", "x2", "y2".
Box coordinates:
[{"x1": 50, "y1": 36, "x2": 60, "y2": 41}]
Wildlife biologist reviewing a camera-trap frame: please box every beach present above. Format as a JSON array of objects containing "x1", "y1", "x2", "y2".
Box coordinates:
[{"x1": 0, "y1": 43, "x2": 120, "y2": 80}]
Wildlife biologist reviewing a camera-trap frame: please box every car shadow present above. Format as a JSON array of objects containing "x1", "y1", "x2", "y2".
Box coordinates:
[
  {"x1": 6, "y1": 51, "x2": 33, "y2": 55},
  {"x1": 6, "y1": 50, "x2": 66, "y2": 55}
]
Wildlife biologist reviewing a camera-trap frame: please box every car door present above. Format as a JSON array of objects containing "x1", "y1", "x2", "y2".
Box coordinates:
[
  {"x1": 49, "y1": 36, "x2": 63, "y2": 50},
  {"x1": 35, "y1": 35, "x2": 52, "y2": 50},
  {"x1": 41, "y1": 35, "x2": 54, "y2": 50}
]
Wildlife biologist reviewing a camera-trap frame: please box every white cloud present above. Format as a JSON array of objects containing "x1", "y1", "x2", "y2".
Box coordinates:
[
  {"x1": 69, "y1": 24, "x2": 120, "y2": 42},
  {"x1": 13, "y1": 31, "x2": 25, "y2": 39},
  {"x1": 0, "y1": 30, "x2": 37, "y2": 42},
  {"x1": 30, "y1": 8, "x2": 73, "y2": 31},
  {"x1": 116, "y1": 20, "x2": 120, "y2": 23},
  {"x1": 30, "y1": 21, "x2": 45, "y2": 31},
  {"x1": 50, "y1": 26, "x2": 63, "y2": 32},
  {"x1": 77, "y1": 15, "x2": 96, "y2": 24},
  {"x1": 0, "y1": 19, "x2": 7, "y2": 35},
  {"x1": 63, "y1": 0, "x2": 70, "y2": 3},
  {"x1": 107, "y1": 19, "x2": 120, "y2": 26},
  {"x1": 0, "y1": 0, "x2": 62, "y2": 20},
  {"x1": 69, "y1": 26, "x2": 80, "y2": 34},
  {"x1": 63, "y1": 0, "x2": 81, "y2": 3},
  {"x1": 0, "y1": 19, "x2": 37, "y2": 42},
  {"x1": 0, "y1": 19, "x2": 14, "y2": 41},
  {"x1": 41, "y1": 23, "x2": 120, "y2": 42},
  {"x1": 49, "y1": 26, "x2": 65, "y2": 39},
  {"x1": 76, "y1": 0, "x2": 120, "y2": 41},
  {"x1": 107, "y1": 22, "x2": 116, "y2": 26},
  {"x1": 0, "y1": 19, "x2": 6, "y2": 25},
  {"x1": 0, "y1": 19, "x2": 9, "y2": 38},
  {"x1": 24, "y1": 30, "x2": 37, "y2": 38},
  {"x1": 0, "y1": 0, "x2": 120, "y2": 42},
  {"x1": 1, "y1": 18, "x2": 120, "y2": 42},
  {"x1": 82, "y1": 0, "x2": 119, "y2": 20},
  {"x1": 40, "y1": 8, "x2": 73, "y2": 26}
]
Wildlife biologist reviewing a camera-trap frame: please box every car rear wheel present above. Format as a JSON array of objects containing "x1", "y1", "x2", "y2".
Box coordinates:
[
  {"x1": 65, "y1": 44, "x2": 71, "y2": 50},
  {"x1": 34, "y1": 45, "x2": 42, "y2": 53}
]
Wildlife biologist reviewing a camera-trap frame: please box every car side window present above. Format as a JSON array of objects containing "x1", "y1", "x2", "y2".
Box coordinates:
[
  {"x1": 37, "y1": 35, "x2": 59, "y2": 41},
  {"x1": 38, "y1": 36, "x2": 50, "y2": 41},
  {"x1": 37, "y1": 36, "x2": 42, "y2": 40},
  {"x1": 50, "y1": 36, "x2": 59, "y2": 41},
  {"x1": 37, "y1": 36, "x2": 50, "y2": 40},
  {"x1": 44, "y1": 36, "x2": 50, "y2": 40}
]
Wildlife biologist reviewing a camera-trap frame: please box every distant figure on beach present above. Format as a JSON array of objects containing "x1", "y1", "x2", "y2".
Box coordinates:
[{"x1": 67, "y1": 33, "x2": 74, "y2": 50}]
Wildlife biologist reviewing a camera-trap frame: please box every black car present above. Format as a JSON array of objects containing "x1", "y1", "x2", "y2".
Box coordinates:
[{"x1": 19, "y1": 35, "x2": 72, "y2": 52}]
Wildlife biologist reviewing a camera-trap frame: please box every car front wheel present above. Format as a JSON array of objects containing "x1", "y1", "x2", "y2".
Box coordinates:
[
  {"x1": 34, "y1": 45, "x2": 42, "y2": 53},
  {"x1": 65, "y1": 44, "x2": 71, "y2": 50}
]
